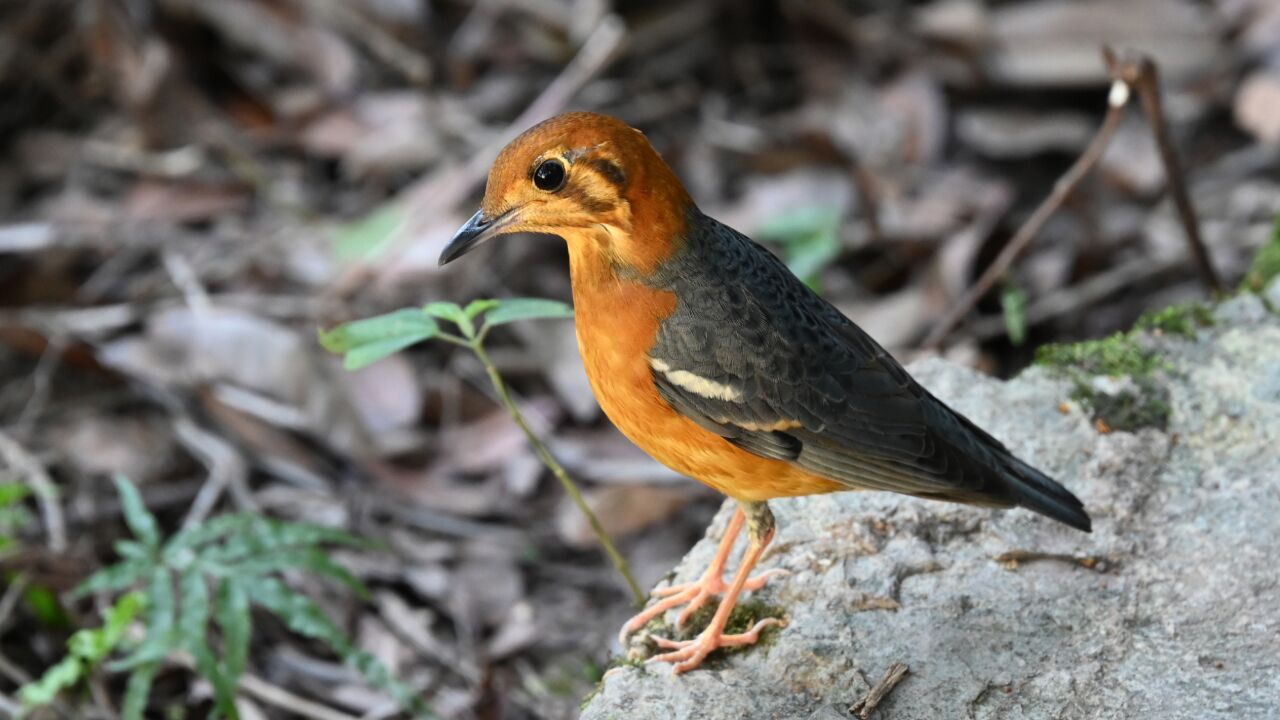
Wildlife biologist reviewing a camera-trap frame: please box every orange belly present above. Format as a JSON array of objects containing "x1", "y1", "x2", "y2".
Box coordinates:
[{"x1": 568, "y1": 266, "x2": 842, "y2": 502}]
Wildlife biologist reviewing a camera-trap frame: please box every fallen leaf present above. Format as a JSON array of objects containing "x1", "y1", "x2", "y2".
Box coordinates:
[
  {"x1": 487, "y1": 601, "x2": 538, "y2": 659},
  {"x1": 988, "y1": 0, "x2": 1221, "y2": 87},
  {"x1": 52, "y1": 414, "x2": 175, "y2": 485},
  {"x1": 451, "y1": 552, "x2": 524, "y2": 627},
  {"x1": 556, "y1": 484, "x2": 695, "y2": 548},
  {"x1": 125, "y1": 180, "x2": 249, "y2": 223},
  {"x1": 957, "y1": 109, "x2": 1093, "y2": 158},
  {"x1": 1235, "y1": 71, "x2": 1280, "y2": 145},
  {"x1": 338, "y1": 353, "x2": 423, "y2": 434},
  {"x1": 440, "y1": 408, "x2": 534, "y2": 474},
  {"x1": 1100, "y1": 116, "x2": 1165, "y2": 197},
  {"x1": 552, "y1": 429, "x2": 684, "y2": 485}
]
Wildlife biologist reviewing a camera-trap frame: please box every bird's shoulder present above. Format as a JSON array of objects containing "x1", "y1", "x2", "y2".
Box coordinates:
[
  {"x1": 647, "y1": 210, "x2": 916, "y2": 392},
  {"x1": 642, "y1": 209, "x2": 933, "y2": 433},
  {"x1": 641, "y1": 211, "x2": 1015, "y2": 499}
]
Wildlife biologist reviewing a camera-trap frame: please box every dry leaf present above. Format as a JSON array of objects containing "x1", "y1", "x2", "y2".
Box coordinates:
[
  {"x1": 339, "y1": 354, "x2": 423, "y2": 435},
  {"x1": 989, "y1": 0, "x2": 1221, "y2": 86},
  {"x1": 1235, "y1": 71, "x2": 1280, "y2": 145},
  {"x1": 125, "y1": 180, "x2": 249, "y2": 223},
  {"x1": 556, "y1": 484, "x2": 696, "y2": 548}
]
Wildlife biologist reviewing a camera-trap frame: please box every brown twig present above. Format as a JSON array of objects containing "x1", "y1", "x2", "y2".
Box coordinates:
[
  {"x1": 851, "y1": 662, "x2": 910, "y2": 718},
  {"x1": 994, "y1": 549, "x2": 1114, "y2": 573},
  {"x1": 923, "y1": 47, "x2": 1223, "y2": 349},
  {"x1": 1109, "y1": 48, "x2": 1223, "y2": 294},
  {"x1": 921, "y1": 51, "x2": 1132, "y2": 350}
]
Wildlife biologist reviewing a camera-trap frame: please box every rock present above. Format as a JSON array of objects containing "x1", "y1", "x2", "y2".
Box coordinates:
[{"x1": 583, "y1": 281, "x2": 1280, "y2": 720}]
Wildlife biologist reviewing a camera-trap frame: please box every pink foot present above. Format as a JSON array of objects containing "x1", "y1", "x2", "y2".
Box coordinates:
[
  {"x1": 617, "y1": 568, "x2": 787, "y2": 644},
  {"x1": 648, "y1": 618, "x2": 785, "y2": 674}
]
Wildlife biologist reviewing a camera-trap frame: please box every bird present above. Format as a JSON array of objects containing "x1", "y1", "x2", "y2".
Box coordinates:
[{"x1": 438, "y1": 111, "x2": 1091, "y2": 674}]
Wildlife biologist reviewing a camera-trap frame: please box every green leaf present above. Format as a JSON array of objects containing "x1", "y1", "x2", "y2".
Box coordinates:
[
  {"x1": 463, "y1": 299, "x2": 501, "y2": 320},
  {"x1": 250, "y1": 577, "x2": 351, "y2": 653},
  {"x1": 200, "y1": 517, "x2": 369, "y2": 567},
  {"x1": 18, "y1": 656, "x2": 83, "y2": 707},
  {"x1": 333, "y1": 202, "x2": 404, "y2": 262},
  {"x1": 481, "y1": 298, "x2": 574, "y2": 328},
  {"x1": 423, "y1": 301, "x2": 464, "y2": 321},
  {"x1": 178, "y1": 554, "x2": 238, "y2": 717},
  {"x1": 0, "y1": 482, "x2": 31, "y2": 506},
  {"x1": 102, "y1": 592, "x2": 148, "y2": 650},
  {"x1": 1001, "y1": 284, "x2": 1028, "y2": 346},
  {"x1": 1241, "y1": 214, "x2": 1280, "y2": 292},
  {"x1": 23, "y1": 584, "x2": 68, "y2": 627},
  {"x1": 75, "y1": 558, "x2": 152, "y2": 596},
  {"x1": 111, "y1": 568, "x2": 175, "y2": 670},
  {"x1": 319, "y1": 309, "x2": 439, "y2": 370},
  {"x1": 217, "y1": 579, "x2": 251, "y2": 680},
  {"x1": 423, "y1": 301, "x2": 474, "y2": 337},
  {"x1": 177, "y1": 566, "x2": 210, "y2": 657},
  {"x1": 250, "y1": 578, "x2": 435, "y2": 719},
  {"x1": 115, "y1": 539, "x2": 152, "y2": 562},
  {"x1": 121, "y1": 662, "x2": 160, "y2": 720},
  {"x1": 346, "y1": 649, "x2": 436, "y2": 720},
  {"x1": 189, "y1": 628, "x2": 235, "y2": 719},
  {"x1": 166, "y1": 514, "x2": 257, "y2": 556},
  {"x1": 250, "y1": 517, "x2": 367, "y2": 547},
  {"x1": 230, "y1": 548, "x2": 368, "y2": 598},
  {"x1": 114, "y1": 475, "x2": 159, "y2": 549},
  {"x1": 18, "y1": 592, "x2": 145, "y2": 709}
]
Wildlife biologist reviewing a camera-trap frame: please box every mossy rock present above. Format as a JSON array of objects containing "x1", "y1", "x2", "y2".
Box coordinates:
[
  {"x1": 1070, "y1": 376, "x2": 1171, "y2": 433},
  {"x1": 1034, "y1": 331, "x2": 1163, "y2": 377},
  {"x1": 1134, "y1": 302, "x2": 1214, "y2": 338},
  {"x1": 1035, "y1": 323, "x2": 1172, "y2": 432}
]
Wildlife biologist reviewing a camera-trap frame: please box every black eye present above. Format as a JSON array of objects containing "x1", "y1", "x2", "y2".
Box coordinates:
[{"x1": 533, "y1": 159, "x2": 567, "y2": 192}]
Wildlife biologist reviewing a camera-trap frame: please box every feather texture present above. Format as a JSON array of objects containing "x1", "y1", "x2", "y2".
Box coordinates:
[{"x1": 645, "y1": 209, "x2": 1091, "y2": 532}]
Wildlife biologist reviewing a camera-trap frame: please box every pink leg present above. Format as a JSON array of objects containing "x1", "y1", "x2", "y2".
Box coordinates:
[
  {"x1": 647, "y1": 502, "x2": 783, "y2": 674},
  {"x1": 617, "y1": 507, "x2": 785, "y2": 644}
]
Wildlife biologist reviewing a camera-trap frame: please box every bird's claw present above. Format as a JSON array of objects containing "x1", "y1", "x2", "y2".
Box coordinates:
[
  {"x1": 618, "y1": 568, "x2": 787, "y2": 644},
  {"x1": 646, "y1": 618, "x2": 785, "y2": 674}
]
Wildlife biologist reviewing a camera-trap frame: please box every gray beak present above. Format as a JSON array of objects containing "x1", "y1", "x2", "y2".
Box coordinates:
[{"x1": 439, "y1": 209, "x2": 511, "y2": 266}]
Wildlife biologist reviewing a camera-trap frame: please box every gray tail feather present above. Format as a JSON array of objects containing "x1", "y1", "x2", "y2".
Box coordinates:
[{"x1": 1001, "y1": 455, "x2": 1092, "y2": 532}]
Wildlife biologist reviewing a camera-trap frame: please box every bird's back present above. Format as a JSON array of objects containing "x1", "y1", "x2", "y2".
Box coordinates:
[{"x1": 639, "y1": 209, "x2": 1090, "y2": 532}]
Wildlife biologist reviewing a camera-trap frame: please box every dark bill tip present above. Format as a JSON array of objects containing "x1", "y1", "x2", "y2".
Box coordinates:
[{"x1": 439, "y1": 209, "x2": 512, "y2": 266}]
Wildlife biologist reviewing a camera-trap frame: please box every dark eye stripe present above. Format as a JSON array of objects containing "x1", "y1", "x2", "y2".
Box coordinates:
[
  {"x1": 589, "y1": 159, "x2": 627, "y2": 189},
  {"x1": 563, "y1": 184, "x2": 614, "y2": 213}
]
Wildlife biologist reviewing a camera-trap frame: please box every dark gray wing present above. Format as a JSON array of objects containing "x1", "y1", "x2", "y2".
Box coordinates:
[{"x1": 646, "y1": 211, "x2": 1090, "y2": 530}]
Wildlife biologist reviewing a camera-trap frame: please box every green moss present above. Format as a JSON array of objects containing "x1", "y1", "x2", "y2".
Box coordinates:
[
  {"x1": 1135, "y1": 302, "x2": 1214, "y2": 338},
  {"x1": 1068, "y1": 377, "x2": 1170, "y2": 432},
  {"x1": 677, "y1": 597, "x2": 785, "y2": 649},
  {"x1": 1034, "y1": 321, "x2": 1173, "y2": 432},
  {"x1": 1034, "y1": 331, "x2": 1163, "y2": 377},
  {"x1": 1241, "y1": 216, "x2": 1280, "y2": 293}
]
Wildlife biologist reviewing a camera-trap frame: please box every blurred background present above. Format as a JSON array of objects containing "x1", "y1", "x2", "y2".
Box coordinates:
[{"x1": 0, "y1": 0, "x2": 1278, "y2": 718}]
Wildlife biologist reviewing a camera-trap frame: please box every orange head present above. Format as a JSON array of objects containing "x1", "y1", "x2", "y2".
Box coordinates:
[{"x1": 439, "y1": 112, "x2": 694, "y2": 275}]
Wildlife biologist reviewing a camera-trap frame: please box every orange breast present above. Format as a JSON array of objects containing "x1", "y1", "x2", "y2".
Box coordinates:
[{"x1": 566, "y1": 244, "x2": 842, "y2": 502}]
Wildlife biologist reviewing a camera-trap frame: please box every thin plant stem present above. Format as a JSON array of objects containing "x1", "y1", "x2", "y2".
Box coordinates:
[
  {"x1": 922, "y1": 46, "x2": 1223, "y2": 349},
  {"x1": 469, "y1": 340, "x2": 646, "y2": 606},
  {"x1": 1116, "y1": 48, "x2": 1223, "y2": 294},
  {"x1": 921, "y1": 62, "x2": 1129, "y2": 350}
]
